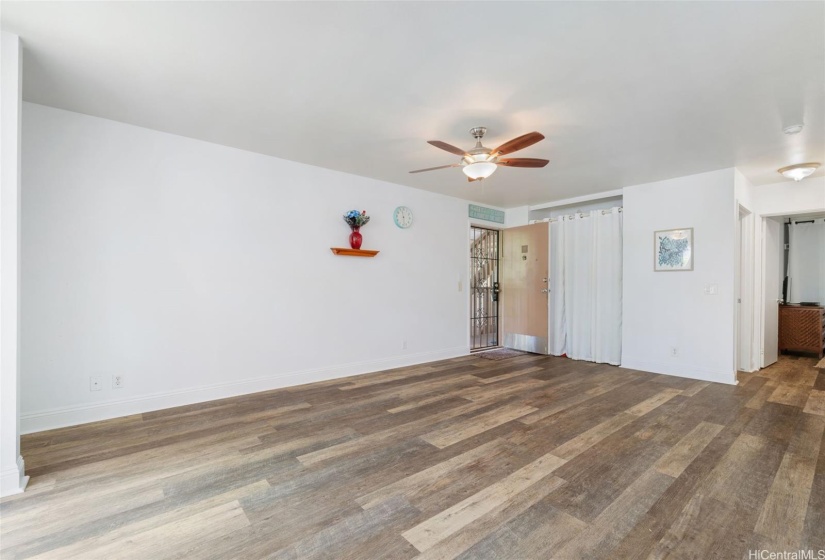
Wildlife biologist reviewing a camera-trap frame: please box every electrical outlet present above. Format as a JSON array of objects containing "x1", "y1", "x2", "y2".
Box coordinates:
[
  {"x1": 670, "y1": 347, "x2": 679, "y2": 358},
  {"x1": 90, "y1": 376, "x2": 102, "y2": 391},
  {"x1": 112, "y1": 375, "x2": 124, "y2": 389}
]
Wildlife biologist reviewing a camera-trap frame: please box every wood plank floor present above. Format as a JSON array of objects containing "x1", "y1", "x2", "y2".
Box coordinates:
[{"x1": 2, "y1": 354, "x2": 824, "y2": 559}]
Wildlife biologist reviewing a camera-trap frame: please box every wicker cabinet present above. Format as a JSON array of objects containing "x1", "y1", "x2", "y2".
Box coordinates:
[{"x1": 779, "y1": 305, "x2": 825, "y2": 358}]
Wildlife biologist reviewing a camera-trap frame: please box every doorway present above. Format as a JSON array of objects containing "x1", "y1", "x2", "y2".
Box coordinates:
[
  {"x1": 500, "y1": 222, "x2": 549, "y2": 354},
  {"x1": 470, "y1": 226, "x2": 500, "y2": 351},
  {"x1": 762, "y1": 212, "x2": 825, "y2": 365}
]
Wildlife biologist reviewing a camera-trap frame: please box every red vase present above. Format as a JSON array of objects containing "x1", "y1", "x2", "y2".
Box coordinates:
[{"x1": 349, "y1": 227, "x2": 362, "y2": 249}]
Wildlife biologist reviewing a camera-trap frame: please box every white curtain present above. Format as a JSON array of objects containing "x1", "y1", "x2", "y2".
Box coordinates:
[
  {"x1": 549, "y1": 219, "x2": 566, "y2": 355},
  {"x1": 788, "y1": 220, "x2": 825, "y2": 304},
  {"x1": 549, "y1": 207, "x2": 623, "y2": 365}
]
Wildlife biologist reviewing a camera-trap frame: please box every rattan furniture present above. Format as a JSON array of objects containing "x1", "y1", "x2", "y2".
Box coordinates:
[{"x1": 779, "y1": 305, "x2": 825, "y2": 358}]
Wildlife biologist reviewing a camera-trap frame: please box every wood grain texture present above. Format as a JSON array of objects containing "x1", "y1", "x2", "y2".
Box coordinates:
[
  {"x1": 1, "y1": 354, "x2": 823, "y2": 559},
  {"x1": 804, "y1": 390, "x2": 825, "y2": 416},
  {"x1": 654, "y1": 421, "x2": 725, "y2": 478},
  {"x1": 401, "y1": 454, "x2": 566, "y2": 551},
  {"x1": 419, "y1": 402, "x2": 536, "y2": 449}
]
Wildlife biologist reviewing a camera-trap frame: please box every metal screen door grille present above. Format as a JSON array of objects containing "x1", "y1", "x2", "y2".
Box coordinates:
[{"x1": 470, "y1": 226, "x2": 500, "y2": 350}]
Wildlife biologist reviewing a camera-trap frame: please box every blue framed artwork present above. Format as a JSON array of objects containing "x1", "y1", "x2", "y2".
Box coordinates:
[{"x1": 654, "y1": 228, "x2": 693, "y2": 271}]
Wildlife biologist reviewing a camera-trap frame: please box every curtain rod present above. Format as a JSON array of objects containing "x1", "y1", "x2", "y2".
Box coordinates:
[{"x1": 531, "y1": 207, "x2": 623, "y2": 224}]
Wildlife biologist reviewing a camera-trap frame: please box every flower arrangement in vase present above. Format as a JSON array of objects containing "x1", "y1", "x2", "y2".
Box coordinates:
[{"x1": 343, "y1": 210, "x2": 370, "y2": 249}]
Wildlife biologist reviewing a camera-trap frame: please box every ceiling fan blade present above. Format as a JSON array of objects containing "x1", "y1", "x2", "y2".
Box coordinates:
[
  {"x1": 467, "y1": 177, "x2": 479, "y2": 182},
  {"x1": 409, "y1": 164, "x2": 461, "y2": 174},
  {"x1": 427, "y1": 140, "x2": 468, "y2": 156},
  {"x1": 496, "y1": 158, "x2": 549, "y2": 168},
  {"x1": 492, "y1": 132, "x2": 545, "y2": 156}
]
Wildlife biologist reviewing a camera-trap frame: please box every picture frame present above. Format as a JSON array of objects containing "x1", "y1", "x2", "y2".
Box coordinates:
[{"x1": 654, "y1": 228, "x2": 694, "y2": 271}]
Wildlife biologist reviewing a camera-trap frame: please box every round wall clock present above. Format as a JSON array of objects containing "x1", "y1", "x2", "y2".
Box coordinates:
[{"x1": 393, "y1": 206, "x2": 414, "y2": 229}]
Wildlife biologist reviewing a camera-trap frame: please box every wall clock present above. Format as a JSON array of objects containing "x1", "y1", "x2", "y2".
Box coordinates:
[{"x1": 393, "y1": 206, "x2": 414, "y2": 229}]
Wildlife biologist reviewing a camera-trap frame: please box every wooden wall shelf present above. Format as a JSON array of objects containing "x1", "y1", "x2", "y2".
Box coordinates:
[{"x1": 330, "y1": 248, "x2": 379, "y2": 257}]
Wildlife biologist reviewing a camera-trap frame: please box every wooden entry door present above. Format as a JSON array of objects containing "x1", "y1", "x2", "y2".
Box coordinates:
[{"x1": 501, "y1": 222, "x2": 549, "y2": 354}]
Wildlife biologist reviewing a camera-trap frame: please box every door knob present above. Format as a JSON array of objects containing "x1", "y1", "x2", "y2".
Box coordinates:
[{"x1": 540, "y1": 288, "x2": 549, "y2": 294}]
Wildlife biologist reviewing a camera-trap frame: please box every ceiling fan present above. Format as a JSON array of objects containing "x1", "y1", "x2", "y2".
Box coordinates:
[{"x1": 409, "y1": 127, "x2": 549, "y2": 182}]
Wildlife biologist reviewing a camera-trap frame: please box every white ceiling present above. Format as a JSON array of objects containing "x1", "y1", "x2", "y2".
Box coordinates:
[{"x1": 3, "y1": 1, "x2": 824, "y2": 208}]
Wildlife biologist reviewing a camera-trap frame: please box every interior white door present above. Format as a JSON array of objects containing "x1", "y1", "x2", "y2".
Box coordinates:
[{"x1": 762, "y1": 218, "x2": 781, "y2": 367}]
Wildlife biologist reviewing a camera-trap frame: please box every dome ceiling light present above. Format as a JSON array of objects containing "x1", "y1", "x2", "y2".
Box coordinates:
[{"x1": 778, "y1": 162, "x2": 820, "y2": 181}]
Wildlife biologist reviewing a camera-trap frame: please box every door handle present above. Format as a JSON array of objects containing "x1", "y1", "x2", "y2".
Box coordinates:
[{"x1": 540, "y1": 289, "x2": 549, "y2": 294}]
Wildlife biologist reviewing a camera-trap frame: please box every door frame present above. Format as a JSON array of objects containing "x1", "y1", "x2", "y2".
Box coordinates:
[
  {"x1": 468, "y1": 224, "x2": 502, "y2": 351},
  {"x1": 499, "y1": 222, "x2": 550, "y2": 354},
  {"x1": 735, "y1": 205, "x2": 756, "y2": 373},
  {"x1": 759, "y1": 216, "x2": 783, "y2": 368},
  {"x1": 755, "y1": 208, "x2": 825, "y2": 371}
]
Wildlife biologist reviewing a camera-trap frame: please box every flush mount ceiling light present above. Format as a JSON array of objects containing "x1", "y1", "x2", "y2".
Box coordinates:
[
  {"x1": 783, "y1": 124, "x2": 805, "y2": 135},
  {"x1": 409, "y1": 127, "x2": 549, "y2": 182},
  {"x1": 778, "y1": 162, "x2": 820, "y2": 181}
]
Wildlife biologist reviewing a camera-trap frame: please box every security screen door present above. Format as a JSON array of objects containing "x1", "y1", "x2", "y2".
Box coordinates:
[{"x1": 470, "y1": 226, "x2": 500, "y2": 350}]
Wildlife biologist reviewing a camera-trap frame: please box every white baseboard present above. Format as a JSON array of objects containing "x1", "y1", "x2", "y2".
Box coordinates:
[
  {"x1": 620, "y1": 357, "x2": 736, "y2": 385},
  {"x1": 20, "y1": 346, "x2": 469, "y2": 434},
  {"x1": 0, "y1": 456, "x2": 29, "y2": 498}
]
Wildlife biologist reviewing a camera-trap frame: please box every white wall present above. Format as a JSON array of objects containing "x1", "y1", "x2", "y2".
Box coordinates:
[
  {"x1": 1, "y1": 32, "x2": 28, "y2": 496},
  {"x1": 505, "y1": 206, "x2": 530, "y2": 227},
  {"x1": 21, "y1": 103, "x2": 474, "y2": 432},
  {"x1": 622, "y1": 168, "x2": 737, "y2": 384},
  {"x1": 751, "y1": 177, "x2": 825, "y2": 217}
]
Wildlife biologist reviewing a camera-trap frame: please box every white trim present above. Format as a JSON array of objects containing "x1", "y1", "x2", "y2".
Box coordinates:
[
  {"x1": 469, "y1": 217, "x2": 504, "y2": 228},
  {"x1": 0, "y1": 456, "x2": 28, "y2": 497},
  {"x1": 620, "y1": 358, "x2": 736, "y2": 385},
  {"x1": 759, "y1": 216, "x2": 768, "y2": 368},
  {"x1": 735, "y1": 204, "x2": 758, "y2": 373},
  {"x1": 528, "y1": 189, "x2": 623, "y2": 211},
  {"x1": 0, "y1": 32, "x2": 24, "y2": 501},
  {"x1": 20, "y1": 346, "x2": 469, "y2": 434}
]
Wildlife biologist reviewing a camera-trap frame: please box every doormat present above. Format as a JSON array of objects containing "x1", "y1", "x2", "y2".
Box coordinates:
[{"x1": 476, "y1": 348, "x2": 531, "y2": 361}]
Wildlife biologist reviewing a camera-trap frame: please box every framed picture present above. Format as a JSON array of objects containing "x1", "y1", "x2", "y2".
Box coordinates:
[{"x1": 654, "y1": 228, "x2": 694, "y2": 271}]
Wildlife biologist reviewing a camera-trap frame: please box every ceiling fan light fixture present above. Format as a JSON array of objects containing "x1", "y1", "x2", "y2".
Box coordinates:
[
  {"x1": 778, "y1": 162, "x2": 820, "y2": 181},
  {"x1": 410, "y1": 127, "x2": 548, "y2": 179},
  {"x1": 463, "y1": 161, "x2": 497, "y2": 180}
]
